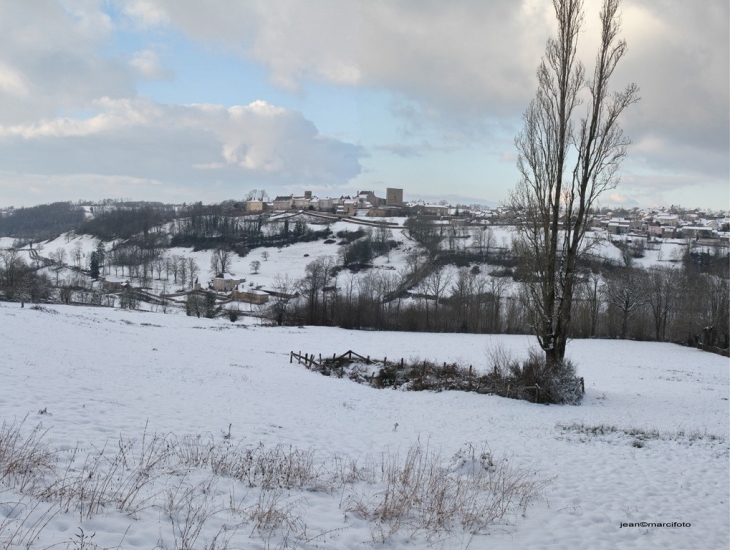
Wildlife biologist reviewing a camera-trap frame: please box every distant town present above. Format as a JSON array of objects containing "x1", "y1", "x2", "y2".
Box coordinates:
[{"x1": 2, "y1": 188, "x2": 729, "y2": 247}]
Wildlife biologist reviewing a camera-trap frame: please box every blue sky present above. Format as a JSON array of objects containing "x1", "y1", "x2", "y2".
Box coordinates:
[{"x1": 0, "y1": 0, "x2": 727, "y2": 209}]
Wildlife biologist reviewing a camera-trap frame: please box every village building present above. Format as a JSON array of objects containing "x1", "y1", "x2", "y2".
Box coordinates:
[
  {"x1": 647, "y1": 224, "x2": 663, "y2": 237},
  {"x1": 102, "y1": 276, "x2": 129, "y2": 291},
  {"x1": 315, "y1": 197, "x2": 334, "y2": 211},
  {"x1": 604, "y1": 218, "x2": 631, "y2": 235},
  {"x1": 212, "y1": 273, "x2": 244, "y2": 292},
  {"x1": 245, "y1": 200, "x2": 266, "y2": 213},
  {"x1": 336, "y1": 199, "x2": 357, "y2": 216},
  {"x1": 292, "y1": 195, "x2": 311, "y2": 209},
  {"x1": 232, "y1": 286, "x2": 269, "y2": 304},
  {"x1": 367, "y1": 205, "x2": 403, "y2": 217},
  {"x1": 681, "y1": 226, "x2": 715, "y2": 239},
  {"x1": 272, "y1": 195, "x2": 293, "y2": 210},
  {"x1": 655, "y1": 214, "x2": 679, "y2": 226},
  {"x1": 386, "y1": 188, "x2": 404, "y2": 207},
  {"x1": 422, "y1": 204, "x2": 450, "y2": 216}
]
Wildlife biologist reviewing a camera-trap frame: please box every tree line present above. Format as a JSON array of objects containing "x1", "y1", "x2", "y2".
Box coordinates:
[{"x1": 278, "y1": 239, "x2": 728, "y2": 352}]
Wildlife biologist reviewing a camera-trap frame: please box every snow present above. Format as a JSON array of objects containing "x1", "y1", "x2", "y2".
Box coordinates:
[{"x1": 1, "y1": 302, "x2": 727, "y2": 549}]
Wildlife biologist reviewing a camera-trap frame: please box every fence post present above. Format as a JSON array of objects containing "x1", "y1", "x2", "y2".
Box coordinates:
[{"x1": 290, "y1": 352, "x2": 293, "y2": 364}]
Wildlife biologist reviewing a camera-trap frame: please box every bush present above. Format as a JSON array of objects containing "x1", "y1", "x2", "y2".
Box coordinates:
[
  {"x1": 301, "y1": 349, "x2": 583, "y2": 405},
  {"x1": 493, "y1": 349, "x2": 583, "y2": 405}
]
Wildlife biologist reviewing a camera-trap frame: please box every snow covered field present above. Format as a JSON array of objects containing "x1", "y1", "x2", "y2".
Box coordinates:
[{"x1": 1, "y1": 302, "x2": 728, "y2": 549}]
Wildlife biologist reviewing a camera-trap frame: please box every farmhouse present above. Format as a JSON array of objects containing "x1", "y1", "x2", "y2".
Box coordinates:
[
  {"x1": 232, "y1": 287, "x2": 269, "y2": 304},
  {"x1": 212, "y1": 273, "x2": 244, "y2": 292},
  {"x1": 102, "y1": 276, "x2": 129, "y2": 290}
]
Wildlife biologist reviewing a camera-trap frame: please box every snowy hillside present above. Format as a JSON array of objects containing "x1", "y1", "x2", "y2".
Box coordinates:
[
  {"x1": 0, "y1": 303, "x2": 727, "y2": 549},
  {"x1": 8, "y1": 221, "x2": 703, "y2": 310}
]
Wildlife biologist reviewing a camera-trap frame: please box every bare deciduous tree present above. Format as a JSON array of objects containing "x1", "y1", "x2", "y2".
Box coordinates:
[
  {"x1": 72, "y1": 242, "x2": 83, "y2": 268},
  {"x1": 178, "y1": 257, "x2": 187, "y2": 289},
  {"x1": 424, "y1": 266, "x2": 452, "y2": 329},
  {"x1": 271, "y1": 273, "x2": 296, "y2": 325},
  {"x1": 646, "y1": 267, "x2": 680, "y2": 341},
  {"x1": 186, "y1": 258, "x2": 199, "y2": 289},
  {"x1": 210, "y1": 248, "x2": 232, "y2": 275},
  {"x1": 511, "y1": 0, "x2": 639, "y2": 365},
  {"x1": 604, "y1": 267, "x2": 648, "y2": 339},
  {"x1": 299, "y1": 256, "x2": 336, "y2": 324}
]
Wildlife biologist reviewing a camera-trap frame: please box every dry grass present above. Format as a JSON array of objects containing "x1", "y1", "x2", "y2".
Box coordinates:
[
  {"x1": 211, "y1": 443, "x2": 321, "y2": 491},
  {"x1": 43, "y1": 433, "x2": 168, "y2": 520},
  {"x1": 0, "y1": 498, "x2": 60, "y2": 549},
  {"x1": 162, "y1": 475, "x2": 224, "y2": 550},
  {"x1": 344, "y1": 441, "x2": 548, "y2": 543},
  {"x1": 0, "y1": 422, "x2": 547, "y2": 548},
  {"x1": 557, "y1": 422, "x2": 727, "y2": 446},
  {"x1": 0, "y1": 419, "x2": 55, "y2": 493}
]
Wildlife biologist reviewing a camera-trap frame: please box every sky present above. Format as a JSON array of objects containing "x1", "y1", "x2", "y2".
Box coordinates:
[{"x1": 0, "y1": 0, "x2": 727, "y2": 210}]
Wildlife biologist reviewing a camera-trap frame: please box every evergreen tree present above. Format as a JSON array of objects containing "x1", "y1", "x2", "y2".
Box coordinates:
[{"x1": 89, "y1": 251, "x2": 100, "y2": 279}]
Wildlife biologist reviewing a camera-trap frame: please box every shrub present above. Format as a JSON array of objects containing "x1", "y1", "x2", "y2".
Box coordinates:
[
  {"x1": 493, "y1": 349, "x2": 583, "y2": 405},
  {"x1": 301, "y1": 350, "x2": 583, "y2": 405}
]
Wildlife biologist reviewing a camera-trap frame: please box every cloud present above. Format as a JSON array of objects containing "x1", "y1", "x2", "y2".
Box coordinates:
[
  {"x1": 0, "y1": 0, "x2": 134, "y2": 125},
  {"x1": 0, "y1": 171, "x2": 178, "y2": 207},
  {"x1": 0, "y1": 1, "x2": 725, "y2": 208},
  {"x1": 134, "y1": 0, "x2": 727, "y2": 199},
  {"x1": 0, "y1": 61, "x2": 29, "y2": 97},
  {"x1": 374, "y1": 142, "x2": 459, "y2": 158},
  {"x1": 614, "y1": 1, "x2": 729, "y2": 184},
  {"x1": 129, "y1": 49, "x2": 172, "y2": 80},
  {"x1": 0, "y1": 98, "x2": 363, "y2": 204},
  {"x1": 120, "y1": 0, "x2": 170, "y2": 28},
  {"x1": 130, "y1": 0, "x2": 550, "y2": 113}
]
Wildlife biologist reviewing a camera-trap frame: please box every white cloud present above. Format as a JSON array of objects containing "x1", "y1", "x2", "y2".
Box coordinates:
[
  {"x1": 142, "y1": 0, "x2": 548, "y2": 112},
  {"x1": 0, "y1": 0, "x2": 725, "y2": 207},
  {"x1": 0, "y1": 98, "x2": 363, "y2": 200},
  {"x1": 129, "y1": 50, "x2": 171, "y2": 80},
  {"x1": 0, "y1": 0, "x2": 134, "y2": 124},
  {"x1": 120, "y1": 0, "x2": 170, "y2": 28},
  {"x1": 136, "y1": 0, "x2": 728, "y2": 194},
  {"x1": 0, "y1": 62, "x2": 29, "y2": 97}
]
